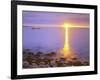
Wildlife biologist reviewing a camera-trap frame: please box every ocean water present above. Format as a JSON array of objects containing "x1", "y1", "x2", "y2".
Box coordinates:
[
  {"x1": 23, "y1": 27, "x2": 89, "y2": 61},
  {"x1": 23, "y1": 27, "x2": 65, "y2": 52},
  {"x1": 69, "y1": 28, "x2": 89, "y2": 61}
]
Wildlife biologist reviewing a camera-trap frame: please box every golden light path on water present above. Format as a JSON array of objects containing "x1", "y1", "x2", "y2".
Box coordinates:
[{"x1": 60, "y1": 23, "x2": 75, "y2": 58}]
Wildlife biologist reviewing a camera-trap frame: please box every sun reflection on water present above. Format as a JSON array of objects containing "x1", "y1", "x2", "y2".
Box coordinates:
[{"x1": 60, "y1": 23, "x2": 75, "y2": 58}]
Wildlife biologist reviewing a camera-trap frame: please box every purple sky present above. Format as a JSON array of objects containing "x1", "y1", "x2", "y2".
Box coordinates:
[{"x1": 23, "y1": 11, "x2": 89, "y2": 27}]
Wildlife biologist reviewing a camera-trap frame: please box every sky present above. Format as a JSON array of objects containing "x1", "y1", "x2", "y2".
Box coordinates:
[
  {"x1": 23, "y1": 11, "x2": 89, "y2": 28},
  {"x1": 22, "y1": 11, "x2": 90, "y2": 60}
]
